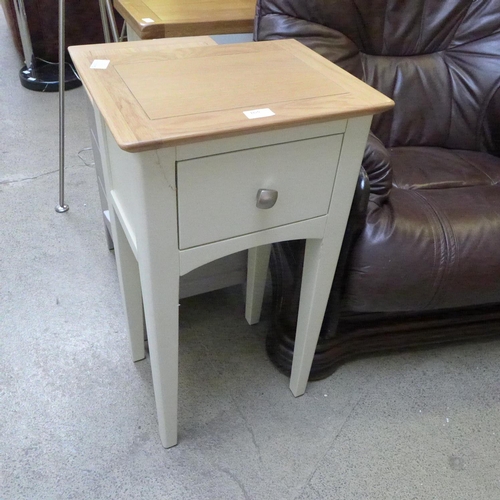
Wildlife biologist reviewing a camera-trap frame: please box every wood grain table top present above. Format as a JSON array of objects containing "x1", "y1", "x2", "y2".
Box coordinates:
[
  {"x1": 114, "y1": 0, "x2": 256, "y2": 39},
  {"x1": 69, "y1": 38, "x2": 394, "y2": 152}
]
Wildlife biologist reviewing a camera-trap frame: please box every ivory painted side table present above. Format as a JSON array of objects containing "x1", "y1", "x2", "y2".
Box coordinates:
[
  {"x1": 114, "y1": 0, "x2": 255, "y2": 44},
  {"x1": 69, "y1": 38, "x2": 393, "y2": 448}
]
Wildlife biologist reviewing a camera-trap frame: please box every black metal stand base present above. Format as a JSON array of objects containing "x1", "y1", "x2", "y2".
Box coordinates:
[{"x1": 19, "y1": 61, "x2": 82, "y2": 92}]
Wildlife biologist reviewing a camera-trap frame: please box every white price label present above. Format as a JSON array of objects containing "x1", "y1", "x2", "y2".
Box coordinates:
[
  {"x1": 90, "y1": 59, "x2": 110, "y2": 70},
  {"x1": 243, "y1": 108, "x2": 275, "y2": 119}
]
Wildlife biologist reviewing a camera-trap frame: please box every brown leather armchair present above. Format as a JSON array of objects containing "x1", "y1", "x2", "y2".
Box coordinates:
[{"x1": 255, "y1": 0, "x2": 500, "y2": 379}]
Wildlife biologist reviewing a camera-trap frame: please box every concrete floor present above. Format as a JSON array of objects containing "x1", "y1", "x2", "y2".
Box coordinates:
[{"x1": 2, "y1": 13, "x2": 500, "y2": 500}]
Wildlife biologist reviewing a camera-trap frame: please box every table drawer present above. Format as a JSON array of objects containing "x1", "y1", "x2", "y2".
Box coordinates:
[{"x1": 177, "y1": 134, "x2": 343, "y2": 249}]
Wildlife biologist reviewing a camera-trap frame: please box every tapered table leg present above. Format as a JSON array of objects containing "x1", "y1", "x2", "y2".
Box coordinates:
[{"x1": 245, "y1": 244, "x2": 272, "y2": 325}]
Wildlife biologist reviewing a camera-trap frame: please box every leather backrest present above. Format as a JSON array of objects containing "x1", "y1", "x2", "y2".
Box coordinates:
[{"x1": 255, "y1": 0, "x2": 500, "y2": 154}]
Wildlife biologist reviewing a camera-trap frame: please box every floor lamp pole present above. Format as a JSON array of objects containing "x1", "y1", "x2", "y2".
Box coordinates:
[
  {"x1": 55, "y1": 0, "x2": 119, "y2": 213},
  {"x1": 55, "y1": 0, "x2": 69, "y2": 213},
  {"x1": 105, "y1": 0, "x2": 120, "y2": 42},
  {"x1": 99, "y1": 0, "x2": 111, "y2": 42}
]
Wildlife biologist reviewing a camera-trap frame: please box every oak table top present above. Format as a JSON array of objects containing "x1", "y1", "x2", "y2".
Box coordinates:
[
  {"x1": 114, "y1": 0, "x2": 256, "y2": 39},
  {"x1": 69, "y1": 38, "x2": 394, "y2": 153}
]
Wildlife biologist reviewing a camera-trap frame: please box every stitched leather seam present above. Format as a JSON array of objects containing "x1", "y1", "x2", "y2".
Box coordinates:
[
  {"x1": 445, "y1": 0, "x2": 476, "y2": 50},
  {"x1": 415, "y1": 0, "x2": 428, "y2": 54},
  {"x1": 476, "y1": 79, "x2": 500, "y2": 156},
  {"x1": 407, "y1": 191, "x2": 449, "y2": 309},
  {"x1": 411, "y1": 190, "x2": 458, "y2": 309},
  {"x1": 427, "y1": 201, "x2": 459, "y2": 308},
  {"x1": 453, "y1": 150, "x2": 498, "y2": 185},
  {"x1": 380, "y1": 2, "x2": 388, "y2": 54},
  {"x1": 448, "y1": 35, "x2": 500, "y2": 55},
  {"x1": 352, "y1": 1, "x2": 369, "y2": 54},
  {"x1": 442, "y1": 53, "x2": 454, "y2": 148}
]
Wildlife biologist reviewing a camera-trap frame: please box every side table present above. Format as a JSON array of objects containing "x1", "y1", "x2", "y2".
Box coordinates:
[{"x1": 69, "y1": 38, "x2": 393, "y2": 448}]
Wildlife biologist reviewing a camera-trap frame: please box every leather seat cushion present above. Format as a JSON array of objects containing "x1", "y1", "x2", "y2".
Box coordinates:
[
  {"x1": 344, "y1": 147, "x2": 500, "y2": 312},
  {"x1": 391, "y1": 147, "x2": 500, "y2": 190}
]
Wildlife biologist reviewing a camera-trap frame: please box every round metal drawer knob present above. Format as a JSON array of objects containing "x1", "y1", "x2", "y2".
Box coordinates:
[{"x1": 256, "y1": 188, "x2": 278, "y2": 209}]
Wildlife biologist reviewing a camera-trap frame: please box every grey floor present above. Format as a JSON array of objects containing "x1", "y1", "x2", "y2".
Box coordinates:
[{"x1": 2, "y1": 14, "x2": 500, "y2": 500}]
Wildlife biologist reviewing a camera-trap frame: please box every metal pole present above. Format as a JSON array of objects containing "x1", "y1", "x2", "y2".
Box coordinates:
[
  {"x1": 105, "y1": 0, "x2": 120, "y2": 42},
  {"x1": 56, "y1": 0, "x2": 119, "y2": 214},
  {"x1": 99, "y1": 0, "x2": 111, "y2": 43},
  {"x1": 55, "y1": 0, "x2": 69, "y2": 213},
  {"x1": 13, "y1": 0, "x2": 35, "y2": 72}
]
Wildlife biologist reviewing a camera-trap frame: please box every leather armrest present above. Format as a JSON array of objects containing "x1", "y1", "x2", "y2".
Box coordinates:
[{"x1": 363, "y1": 132, "x2": 392, "y2": 205}]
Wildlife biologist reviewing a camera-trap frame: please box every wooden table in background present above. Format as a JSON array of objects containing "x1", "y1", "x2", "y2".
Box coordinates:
[{"x1": 114, "y1": 0, "x2": 256, "y2": 42}]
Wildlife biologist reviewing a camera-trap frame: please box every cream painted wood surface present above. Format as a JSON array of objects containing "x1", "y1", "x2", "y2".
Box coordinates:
[
  {"x1": 245, "y1": 245, "x2": 272, "y2": 325},
  {"x1": 177, "y1": 134, "x2": 342, "y2": 249},
  {"x1": 114, "y1": 0, "x2": 255, "y2": 39},
  {"x1": 69, "y1": 39, "x2": 394, "y2": 152},
  {"x1": 175, "y1": 120, "x2": 347, "y2": 160},
  {"x1": 76, "y1": 38, "x2": 394, "y2": 448}
]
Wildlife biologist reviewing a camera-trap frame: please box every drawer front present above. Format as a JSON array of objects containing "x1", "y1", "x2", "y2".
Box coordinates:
[{"x1": 177, "y1": 134, "x2": 343, "y2": 249}]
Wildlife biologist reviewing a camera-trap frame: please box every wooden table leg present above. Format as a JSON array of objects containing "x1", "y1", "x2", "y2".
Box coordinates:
[
  {"x1": 133, "y1": 149, "x2": 180, "y2": 448},
  {"x1": 245, "y1": 244, "x2": 272, "y2": 325},
  {"x1": 289, "y1": 238, "x2": 340, "y2": 397},
  {"x1": 138, "y1": 253, "x2": 180, "y2": 448},
  {"x1": 110, "y1": 205, "x2": 145, "y2": 362}
]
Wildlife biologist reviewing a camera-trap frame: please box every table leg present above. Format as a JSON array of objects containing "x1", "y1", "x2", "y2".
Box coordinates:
[
  {"x1": 126, "y1": 23, "x2": 141, "y2": 42},
  {"x1": 289, "y1": 238, "x2": 340, "y2": 397},
  {"x1": 289, "y1": 115, "x2": 372, "y2": 396},
  {"x1": 245, "y1": 244, "x2": 272, "y2": 325},
  {"x1": 132, "y1": 150, "x2": 180, "y2": 449},
  {"x1": 109, "y1": 206, "x2": 145, "y2": 362},
  {"x1": 139, "y1": 255, "x2": 180, "y2": 448}
]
